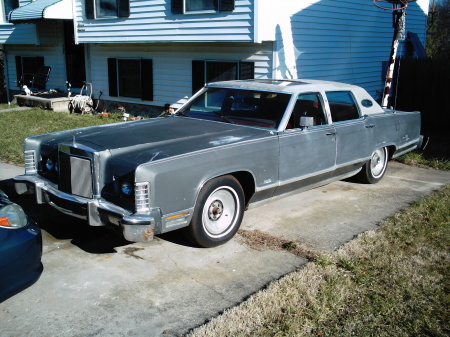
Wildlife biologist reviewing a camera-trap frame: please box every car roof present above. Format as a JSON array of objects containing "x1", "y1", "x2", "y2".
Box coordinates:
[
  {"x1": 206, "y1": 79, "x2": 360, "y2": 95},
  {"x1": 205, "y1": 79, "x2": 384, "y2": 115}
]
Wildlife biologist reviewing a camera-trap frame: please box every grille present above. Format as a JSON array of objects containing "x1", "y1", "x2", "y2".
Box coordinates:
[{"x1": 59, "y1": 151, "x2": 93, "y2": 198}]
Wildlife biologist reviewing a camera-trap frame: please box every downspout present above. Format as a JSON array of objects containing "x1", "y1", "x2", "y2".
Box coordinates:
[{"x1": 3, "y1": 47, "x2": 11, "y2": 104}]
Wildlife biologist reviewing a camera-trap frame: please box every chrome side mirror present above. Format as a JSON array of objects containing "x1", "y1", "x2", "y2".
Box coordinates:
[{"x1": 300, "y1": 116, "x2": 314, "y2": 128}]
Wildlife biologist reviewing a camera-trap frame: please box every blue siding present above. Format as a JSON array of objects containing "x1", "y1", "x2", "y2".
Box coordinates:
[
  {"x1": 76, "y1": 0, "x2": 255, "y2": 43},
  {"x1": 89, "y1": 42, "x2": 273, "y2": 107},
  {"x1": 0, "y1": 24, "x2": 37, "y2": 44},
  {"x1": 270, "y1": 0, "x2": 429, "y2": 97}
]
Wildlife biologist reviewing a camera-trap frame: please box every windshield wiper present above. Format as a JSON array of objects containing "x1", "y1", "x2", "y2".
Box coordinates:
[{"x1": 213, "y1": 111, "x2": 236, "y2": 124}]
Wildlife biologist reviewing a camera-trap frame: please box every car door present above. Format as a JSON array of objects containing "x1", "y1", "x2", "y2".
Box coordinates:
[
  {"x1": 276, "y1": 93, "x2": 337, "y2": 196},
  {"x1": 325, "y1": 91, "x2": 374, "y2": 177}
]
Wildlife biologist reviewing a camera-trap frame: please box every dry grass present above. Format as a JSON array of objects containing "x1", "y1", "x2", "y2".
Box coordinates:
[{"x1": 189, "y1": 185, "x2": 450, "y2": 337}]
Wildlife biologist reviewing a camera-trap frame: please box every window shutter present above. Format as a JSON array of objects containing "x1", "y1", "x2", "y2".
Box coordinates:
[
  {"x1": 140, "y1": 59, "x2": 153, "y2": 101},
  {"x1": 15, "y1": 56, "x2": 22, "y2": 85},
  {"x1": 220, "y1": 0, "x2": 235, "y2": 12},
  {"x1": 192, "y1": 60, "x2": 205, "y2": 95},
  {"x1": 172, "y1": 0, "x2": 183, "y2": 14},
  {"x1": 118, "y1": 0, "x2": 130, "y2": 17},
  {"x1": 108, "y1": 58, "x2": 118, "y2": 97},
  {"x1": 86, "y1": 0, "x2": 94, "y2": 19},
  {"x1": 239, "y1": 62, "x2": 254, "y2": 80}
]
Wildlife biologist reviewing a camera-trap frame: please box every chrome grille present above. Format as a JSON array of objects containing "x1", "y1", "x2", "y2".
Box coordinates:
[
  {"x1": 70, "y1": 156, "x2": 93, "y2": 198},
  {"x1": 58, "y1": 151, "x2": 93, "y2": 199}
]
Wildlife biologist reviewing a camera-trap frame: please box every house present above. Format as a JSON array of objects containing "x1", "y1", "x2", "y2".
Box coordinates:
[{"x1": 0, "y1": 0, "x2": 430, "y2": 115}]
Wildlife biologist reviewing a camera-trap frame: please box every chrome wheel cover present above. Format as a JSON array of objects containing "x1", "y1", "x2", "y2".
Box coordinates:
[
  {"x1": 202, "y1": 186, "x2": 239, "y2": 238},
  {"x1": 370, "y1": 148, "x2": 387, "y2": 178}
]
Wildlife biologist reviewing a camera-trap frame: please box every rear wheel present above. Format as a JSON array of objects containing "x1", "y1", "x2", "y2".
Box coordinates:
[
  {"x1": 184, "y1": 175, "x2": 244, "y2": 248},
  {"x1": 355, "y1": 147, "x2": 389, "y2": 184}
]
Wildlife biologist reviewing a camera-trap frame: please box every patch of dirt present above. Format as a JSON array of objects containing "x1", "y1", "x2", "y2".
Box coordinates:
[
  {"x1": 123, "y1": 247, "x2": 145, "y2": 260},
  {"x1": 237, "y1": 229, "x2": 322, "y2": 261}
]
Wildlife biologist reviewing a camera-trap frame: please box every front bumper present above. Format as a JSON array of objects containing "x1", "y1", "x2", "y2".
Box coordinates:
[{"x1": 14, "y1": 175, "x2": 157, "y2": 243}]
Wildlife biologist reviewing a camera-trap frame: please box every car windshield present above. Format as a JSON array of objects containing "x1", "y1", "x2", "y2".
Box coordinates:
[{"x1": 177, "y1": 88, "x2": 292, "y2": 130}]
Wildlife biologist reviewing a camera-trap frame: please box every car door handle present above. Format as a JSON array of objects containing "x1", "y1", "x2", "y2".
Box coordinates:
[
  {"x1": 326, "y1": 132, "x2": 336, "y2": 136},
  {"x1": 365, "y1": 124, "x2": 375, "y2": 128}
]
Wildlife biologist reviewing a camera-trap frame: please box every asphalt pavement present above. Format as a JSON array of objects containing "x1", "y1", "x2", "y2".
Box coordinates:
[{"x1": 0, "y1": 160, "x2": 449, "y2": 336}]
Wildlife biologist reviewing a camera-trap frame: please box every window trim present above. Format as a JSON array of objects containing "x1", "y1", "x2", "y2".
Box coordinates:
[
  {"x1": 172, "y1": 0, "x2": 235, "y2": 14},
  {"x1": 107, "y1": 58, "x2": 153, "y2": 101}
]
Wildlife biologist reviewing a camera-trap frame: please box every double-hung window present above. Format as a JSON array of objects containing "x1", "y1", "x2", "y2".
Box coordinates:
[
  {"x1": 86, "y1": 0, "x2": 130, "y2": 19},
  {"x1": 172, "y1": 0, "x2": 235, "y2": 14},
  {"x1": 108, "y1": 58, "x2": 153, "y2": 101},
  {"x1": 192, "y1": 60, "x2": 254, "y2": 94}
]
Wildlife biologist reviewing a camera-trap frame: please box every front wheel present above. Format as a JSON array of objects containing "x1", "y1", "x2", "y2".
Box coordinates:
[
  {"x1": 184, "y1": 175, "x2": 244, "y2": 248},
  {"x1": 355, "y1": 147, "x2": 389, "y2": 184}
]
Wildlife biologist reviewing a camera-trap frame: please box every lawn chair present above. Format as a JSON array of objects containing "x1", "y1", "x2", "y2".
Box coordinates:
[{"x1": 19, "y1": 66, "x2": 51, "y2": 92}]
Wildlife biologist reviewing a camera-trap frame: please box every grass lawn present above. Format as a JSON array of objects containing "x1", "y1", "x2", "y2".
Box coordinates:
[{"x1": 0, "y1": 108, "x2": 122, "y2": 165}]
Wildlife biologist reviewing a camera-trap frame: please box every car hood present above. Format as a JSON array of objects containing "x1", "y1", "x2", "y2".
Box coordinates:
[{"x1": 53, "y1": 117, "x2": 274, "y2": 168}]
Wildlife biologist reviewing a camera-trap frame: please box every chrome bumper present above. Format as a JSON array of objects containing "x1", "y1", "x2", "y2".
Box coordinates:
[{"x1": 14, "y1": 175, "x2": 157, "y2": 243}]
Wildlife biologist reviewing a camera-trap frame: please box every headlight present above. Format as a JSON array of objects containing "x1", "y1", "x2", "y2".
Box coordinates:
[
  {"x1": 121, "y1": 181, "x2": 133, "y2": 196},
  {"x1": 45, "y1": 158, "x2": 55, "y2": 171},
  {"x1": 0, "y1": 203, "x2": 28, "y2": 228}
]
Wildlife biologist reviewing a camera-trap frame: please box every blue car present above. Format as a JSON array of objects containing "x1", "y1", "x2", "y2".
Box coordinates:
[{"x1": 0, "y1": 189, "x2": 43, "y2": 303}]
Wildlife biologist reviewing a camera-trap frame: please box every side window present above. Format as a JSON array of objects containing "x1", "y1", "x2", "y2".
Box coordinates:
[
  {"x1": 326, "y1": 91, "x2": 360, "y2": 122},
  {"x1": 15, "y1": 56, "x2": 44, "y2": 86},
  {"x1": 172, "y1": 0, "x2": 235, "y2": 14},
  {"x1": 192, "y1": 60, "x2": 254, "y2": 94},
  {"x1": 108, "y1": 58, "x2": 153, "y2": 101},
  {"x1": 289, "y1": 93, "x2": 327, "y2": 129},
  {"x1": 86, "y1": 0, "x2": 130, "y2": 19}
]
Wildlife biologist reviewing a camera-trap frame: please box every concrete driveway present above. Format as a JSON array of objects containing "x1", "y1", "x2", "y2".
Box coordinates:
[{"x1": 0, "y1": 161, "x2": 449, "y2": 337}]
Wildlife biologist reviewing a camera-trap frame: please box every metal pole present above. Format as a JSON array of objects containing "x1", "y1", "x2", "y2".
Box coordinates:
[{"x1": 382, "y1": 8, "x2": 406, "y2": 108}]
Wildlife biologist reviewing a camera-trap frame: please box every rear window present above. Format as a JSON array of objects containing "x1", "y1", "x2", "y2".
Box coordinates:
[{"x1": 326, "y1": 91, "x2": 360, "y2": 122}]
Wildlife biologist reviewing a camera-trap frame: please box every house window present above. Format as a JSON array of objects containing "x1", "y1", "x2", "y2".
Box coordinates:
[
  {"x1": 108, "y1": 58, "x2": 153, "y2": 101},
  {"x1": 85, "y1": 0, "x2": 130, "y2": 19},
  {"x1": 172, "y1": 0, "x2": 235, "y2": 14},
  {"x1": 192, "y1": 60, "x2": 254, "y2": 94},
  {"x1": 15, "y1": 56, "x2": 44, "y2": 87},
  {"x1": 2, "y1": 0, "x2": 18, "y2": 22},
  {"x1": 326, "y1": 91, "x2": 360, "y2": 122}
]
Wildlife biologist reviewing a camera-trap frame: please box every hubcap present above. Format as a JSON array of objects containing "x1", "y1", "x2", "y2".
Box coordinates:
[
  {"x1": 208, "y1": 200, "x2": 224, "y2": 221},
  {"x1": 371, "y1": 148, "x2": 386, "y2": 177},
  {"x1": 202, "y1": 187, "x2": 239, "y2": 237}
]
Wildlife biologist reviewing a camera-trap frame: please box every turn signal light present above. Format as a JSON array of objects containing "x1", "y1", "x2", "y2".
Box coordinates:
[{"x1": 0, "y1": 216, "x2": 11, "y2": 227}]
